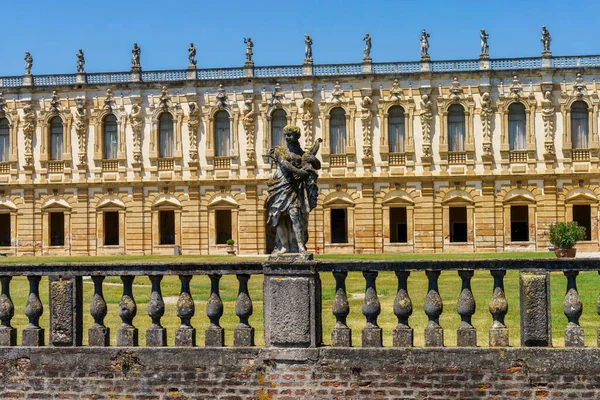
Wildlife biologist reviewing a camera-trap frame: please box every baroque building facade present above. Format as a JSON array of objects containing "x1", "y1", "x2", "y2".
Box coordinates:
[{"x1": 0, "y1": 46, "x2": 600, "y2": 256}]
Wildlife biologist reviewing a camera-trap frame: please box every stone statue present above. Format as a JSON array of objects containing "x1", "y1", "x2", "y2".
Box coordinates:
[
  {"x1": 420, "y1": 30, "x2": 430, "y2": 57},
  {"x1": 541, "y1": 91, "x2": 555, "y2": 147},
  {"x1": 22, "y1": 103, "x2": 35, "y2": 166},
  {"x1": 188, "y1": 42, "x2": 197, "y2": 66},
  {"x1": 131, "y1": 43, "x2": 141, "y2": 69},
  {"x1": 301, "y1": 98, "x2": 314, "y2": 147},
  {"x1": 76, "y1": 49, "x2": 85, "y2": 73},
  {"x1": 363, "y1": 33, "x2": 372, "y2": 60},
  {"x1": 420, "y1": 94, "x2": 433, "y2": 143},
  {"x1": 129, "y1": 103, "x2": 143, "y2": 162},
  {"x1": 244, "y1": 37, "x2": 253, "y2": 62},
  {"x1": 242, "y1": 99, "x2": 256, "y2": 161},
  {"x1": 480, "y1": 29, "x2": 489, "y2": 55},
  {"x1": 304, "y1": 35, "x2": 313, "y2": 62},
  {"x1": 74, "y1": 99, "x2": 88, "y2": 164},
  {"x1": 266, "y1": 125, "x2": 321, "y2": 254},
  {"x1": 541, "y1": 26, "x2": 551, "y2": 52},
  {"x1": 188, "y1": 102, "x2": 200, "y2": 161},
  {"x1": 361, "y1": 96, "x2": 373, "y2": 158},
  {"x1": 216, "y1": 84, "x2": 227, "y2": 109},
  {"x1": 24, "y1": 52, "x2": 33, "y2": 75}
]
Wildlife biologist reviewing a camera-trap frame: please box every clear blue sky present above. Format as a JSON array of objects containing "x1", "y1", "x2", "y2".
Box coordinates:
[{"x1": 0, "y1": 0, "x2": 597, "y2": 76}]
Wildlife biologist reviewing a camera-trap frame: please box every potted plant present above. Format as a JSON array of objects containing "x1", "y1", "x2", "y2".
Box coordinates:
[
  {"x1": 548, "y1": 221, "x2": 586, "y2": 258},
  {"x1": 226, "y1": 239, "x2": 236, "y2": 255}
]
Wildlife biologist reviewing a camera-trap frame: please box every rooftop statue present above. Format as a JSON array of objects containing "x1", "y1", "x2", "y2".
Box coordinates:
[
  {"x1": 266, "y1": 125, "x2": 321, "y2": 255},
  {"x1": 76, "y1": 49, "x2": 85, "y2": 73},
  {"x1": 24, "y1": 52, "x2": 33, "y2": 75},
  {"x1": 541, "y1": 26, "x2": 552, "y2": 52},
  {"x1": 131, "y1": 43, "x2": 141, "y2": 69},
  {"x1": 244, "y1": 37, "x2": 253, "y2": 62},
  {"x1": 363, "y1": 33, "x2": 371, "y2": 60},
  {"x1": 304, "y1": 34, "x2": 313, "y2": 62},
  {"x1": 188, "y1": 42, "x2": 197, "y2": 66},
  {"x1": 480, "y1": 29, "x2": 489, "y2": 55},
  {"x1": 420, "y1": 29, "x2": 430, "y2": 57}
]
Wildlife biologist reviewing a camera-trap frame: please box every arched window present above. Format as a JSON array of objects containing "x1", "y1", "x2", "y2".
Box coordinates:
[
  {"x1": 215, "y1": 111, "x2": 230, "y2": 157},
  {"x1": 330, "y1": 108, "x2": 346, "y2": 154},
  {"x1": 158, "y1": 113, "x2": 174, "y2": 158},
  {"x1": 571, "y1": 101, "x2": 589, "y2": 149},
  {"x1": 0, "y1": 118, "x2": 9, "y2": 162},
  {"x1": 447, "y1": 105, "x2": 465, "y2": 152},
  {"x1": 103, "y1": 114, "x2": 118, "y2": 160},
  {"x1": 271, "y1": 109, "x2": 287, "y2": 147},
  {"x1": 508, "y1": 103, "x2": 526, "y2": 151},
  {"x1": 50, "y1": 116, "x2": 63, "y2": 161},
  {"x1": 388, "y1": 106, "x2": 405, "y2": 153}
]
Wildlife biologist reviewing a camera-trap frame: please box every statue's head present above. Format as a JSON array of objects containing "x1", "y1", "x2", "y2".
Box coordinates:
[{"x1": 283, "y1": 125, "x2": 301, "y2": 143}]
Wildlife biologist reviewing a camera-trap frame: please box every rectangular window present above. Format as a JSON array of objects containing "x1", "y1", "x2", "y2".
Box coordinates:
[
  {"x1": 331, "y1": 208, "x2": 348, "y2": 244},
  {"x1": 449, "y1": 207, "x2": 467, "y2": 243},
  {"x1": 216, "y1": 209, "x2": 232, "y2": 245},
  {"x1": 0, "y1": 214, "x2": 10, "y2": 246},
  {"x1": 510, "y1": 205, "x2": 529, "y2": 242},
  {"x1": 573, "y1": 204, "x2": 591, "y2": 241},
  {"x1": 104, "y1": 211, "x2": 119, "y2": 246},
  {"x1": 0, "y1": 121, "x2": 8, "y2": 163},
  {"x1": 390, "y1": 207, "x2": 408, "y2": 243},
  {"x1": 50, "y1": 212, "x2": 65, "y2": 246},
  {"x1": 159, "y1": 210, "x2": 175, "y2": 245}
]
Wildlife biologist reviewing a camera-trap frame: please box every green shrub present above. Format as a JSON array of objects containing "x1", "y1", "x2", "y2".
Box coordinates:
[
  {"x1": 226, "y1": 239, "x2": 235, "y2": 246},
  {"x1": 548, "y1": 221, "x2": 586, "y2": 249}
]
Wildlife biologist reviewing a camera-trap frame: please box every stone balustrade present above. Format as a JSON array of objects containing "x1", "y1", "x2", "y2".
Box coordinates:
[
  {"x1": 0, "y1": 259, "x2": 597, "y2": 349},
  {"x1": 2, "y1": 54, "x2": 600, "y2": 88}
]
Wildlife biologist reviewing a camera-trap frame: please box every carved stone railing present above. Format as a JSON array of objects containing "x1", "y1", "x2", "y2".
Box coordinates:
[
  {"x1": 0, "y1": 258, "x2": 597, "y2": 349},
  {"x1": 1, "y1": 55, "x2": 600, "y2": 88}
]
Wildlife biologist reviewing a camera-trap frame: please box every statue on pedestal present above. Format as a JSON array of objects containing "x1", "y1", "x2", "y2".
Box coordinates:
[
  {"x1": 266, "y1": 125, "x2": 321, "y2": 254},
  {"x1": 244, "y1": 37, "x2": 254, "y2": 63},
  {"x1": 541, "y1": 26, "x2": 552, "y2": 53},
  {"x1": 131, "y1": 43, "x2": 141, "y2": 70},
  {"x1": 24, "y1": 52, "x2": 33, "y2": 75},
  {"x1": 188, "y1": 42, "x2": 197, "y2": 67},
  {"x1": 76, "y1": 49, "x2": 85, "y2": 73},
  {"x1": 363, "y1": 33, "x2": 372, "y2": 61},
  {"x1": 420, "y1": 30, "x2": 430, "y2": 58},
  {"x1": 480, "y1": 29, "x2": 489, "y2": 56},
  {"x1": 304, "y1": 35, "x2": 313, "y2": 62}
]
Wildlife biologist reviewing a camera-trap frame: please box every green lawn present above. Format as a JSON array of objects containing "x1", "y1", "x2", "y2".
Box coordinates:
[{"x1": 4, "y1": 250, "x2": 599, "y2": 348}]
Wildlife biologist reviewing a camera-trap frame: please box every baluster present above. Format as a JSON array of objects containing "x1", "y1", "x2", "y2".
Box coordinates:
[
  {"x1": 0, "y1": 276, "x2": 16, "y2": 346},
  {"x1": 146, "y1": 275, "x2": 166, "y2": 347},
  {"x1": 489, "y1": 270, "x2": 509, "y2": 346},
  {"x1": 234, "y1": 274, "x2": 254, "y2": 347},
  {"x1": 23, "y1": 276, "x2": 44, "y2": 346},
  {"x1": 331, "y1": 271, "x2": 351, "y2": 347},
  {"x1": 176, "y1": 275, "x2": 195, "y2": 346},
  {"x1": 116, "y1": 276, "x2": 138, "y2": 347},
  {"x1": 564, "y1": 270, "x2": 584, "y2": 347},
  {"x1": 362, "y1": 271, "x2": 382, "y2": 347},
  {"x1": 88, "y1": 276, "x2": 109, "y2": 346},
  {"x1": 393, "y1": 271, "x2": 413, "y2": 347},
  {"x1": 205, "y1": 274, "x2": 224, "y2": 347},
  {"x1": 457, "y1": 270, "x2": 476, "y2": 347},
  {"x1": 424, "y1": 270, "x2": 444, "y2": 347}
]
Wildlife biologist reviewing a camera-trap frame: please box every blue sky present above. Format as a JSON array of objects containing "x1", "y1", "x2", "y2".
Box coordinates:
[{"x1": 0, "y1": 0, "x2": 598, "y2": 75}]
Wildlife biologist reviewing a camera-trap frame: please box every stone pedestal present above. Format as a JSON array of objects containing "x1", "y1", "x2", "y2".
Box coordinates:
[
  {"x1": 146, "y1": 327, "x2": 167, "y2": 347},
  {"x1": 205, "y1": 326, "x2": 224, "y2": 347},
  {"x1": 175, "y1": 326, "x2": 196, "y2": 347},
  {"x1": 457, "y1": 325, "x2": 477, "y2": 347},
  {"x1": 76, "y1": 73, "x2": 86, "y2": 84},
  {"x1": 542, "y1": 52, "x2": 552, "y2": 68},
  {"x1": 22, "y1": 75, "x2": 33, "y2": 86},
  {"x1": 49, "y1": 276, "x2": 83, "y2": 346},
  {"x1": 520, "y1": 270, "x2": 552, "y2": 346},
  {"x1": 303, "y1": 62, "x2": 313, "y2": 76},
  {"x1": 233, "y1": 325, "x2": 255, "y2": 347},
  {"x1": 244, "y1": 62, "x2": 254, "y2": 78},
  {"x1": 393, "y1": 326, "x2": 413, "y2": 347},
  {"x1": 424, "y1": 325, "x2": 444, "y2": 347},
  {"x1": 263, "y1": 256, "x2": 322, "y2": 347},
  {"x1": 362, "y1": 327, "x2": 382, "y2": 347},
  {"x1": 88, "y1": 325, "x2": 110, "y2": 347},
  {"x1": 187, "y1": 65, "x2": 197, "y2": 80},
  {"x1": 0, "y1": 327, "x2": 16, "y2": 346},
  {"x1": 116, "y1": 326, "x2": 138, "y2": 347},
  {"x1": 362, "y1": 59, "x2": 372, "y2": 73},
  {"x1": 489, "y1": 327, "x2": 509, "y2": 347},
  {"x1": 131, "y1": 67, "x2": 141, "y2": 82},
  {"x1": 22, "y1": 328, "x2": 44, "y2": 346}
]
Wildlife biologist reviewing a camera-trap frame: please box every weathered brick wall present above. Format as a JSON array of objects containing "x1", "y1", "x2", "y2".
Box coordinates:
[{"x1": 2, "y1": 347, "x2": 600, "y2": 399}]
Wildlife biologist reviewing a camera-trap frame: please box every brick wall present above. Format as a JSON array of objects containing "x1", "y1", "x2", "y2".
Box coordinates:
[{"x1": 2, "y1": 347, "x2": 600, "y2": 399}]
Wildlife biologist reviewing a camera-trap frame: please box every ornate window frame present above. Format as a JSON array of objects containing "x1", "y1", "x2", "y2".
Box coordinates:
[
  {"x1": 95, "y1": 195, "x2": 126, "y2": 254},
  {"x1": 259, "y1": 84, "x2": 296, "y2": 166},
  {"x1": 502, "y1": 189, "x2": 537, "y2": 248},
  {"x1": 41, "y1": 197, "x2": 71, "y2": 255},
  {"x1": 39, "y1": 94, "x2": 72, "y2": 177},
  {"x1": 148, "y1": 88, "x2": 183, "y2": 178},
  {"x1": 92, "y1": 91, "x2": 127, "y2": 177},
  {"x1": 381, "y1": 189, "x2": 415, "y2": 252},
  {"x1": 559, "y1": 87, "x2": 599, "y2": 165},
  {"x1": 322, "y1": 190, "x2": 355, "y2": 253},
  {"x1": 378, "y1": 81, "x2": 416, "y2": 175},
  {"x1": 0, "y1": 102, "x2": 19, "y2": 179},
  {"x1": 151, "y1": 194, "x2": 182, "y2": 254},
  {"x1": 203, "y1": 86, "x2": 239, "y2": 176},
  {"x1": 207, "y1": 193, "x2": 239, "y2": 255}
]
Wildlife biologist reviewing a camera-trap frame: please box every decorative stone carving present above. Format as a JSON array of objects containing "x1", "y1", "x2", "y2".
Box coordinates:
[
  {"x1": 390, "y1": 79, "x2": 403, "y2": 102},
  {"x1": 244, "y1": 37, "x2": 253, "y2": 63},
  {"x1": 541, "y1": 25, "x2": 552, "y2": 53},
  {"x1": 480, "y1": 29, "x2": 490, "y2": 56},
  {"x1": 187, "y1": 102, "x2": 200, "y2": 162},
  {"x1": 509, "y1": 75, "x2": 523, "y2": 100},
  {"x1": 76, "y1": 49, "x2": 85, "y2": 73},
  {"x1": 420, "y1": 94, "x2": 433, "y2": 156},
  {"x1": 103, "y1": 89, "x2": 114, "y2": 112},
  {"x1": 304, "y1": 35, "x2": 313, "y2": 63},
  {"x1": 216, "y1": 84, "x2": 227, "y2": 109},
  {"x1": 420, "y1": 29, "x2": 430, "y2": 59},
  {"x1": 188, "y1": 42, "x2": 197, "y2": 67},
  {"x1": 131, "y1": 43, "x2": 141, "y2": 71},
  {"x1": 266, "y1": 125, "x2": 321, "y2": 254},
  {"x1": 480, "y1": 92, "x2": 493, "y2": 155},
  {"x1": 270, "y1": 83, "x2": 284, "y2": 108},
  {"x1": 363, "y1": 33, "x2": 372, "y2": 61},
  {"x1": 129, "y1": 102, "x2": 143, "y2": 163},
  {"x1": 331, "y1": 81, "x2": 344, "y2": 105},
  {"x1": 541, "y1": 91, "x2": 555, "y2": 154},
  {"x1": 24, "y1": 52, "x2": 33, "y2": 75},
  {"x1": 50, "y1": 91, "x2": 60, "y2": 113},
  {"x1": 158, "y1": 86, "x2": 170, "y2": 112},
  {"x1": 74, "y1": 98, "x2": 88, "y2": 165},
  {"x1": 21, "y1": 101, "x2": 36, "y2": 167},
  {"x1": 0, "y1": 93, "x2": 5, "y2": 118},
  {"x1": 242, "y1": 97, "x2": 256, "y2": 162},
  {"x1": 574, "y1": 73, "x2": 586, "y2": 98},
  {"x1": 360, "y1": 96, "x2": 373, "y2": 158},
  {"x1": 449, "y1": 77, "x2": 463, "y2": 102},
  {"x1": 301, "y1": 98, "x2": 314, "y2": 147}
]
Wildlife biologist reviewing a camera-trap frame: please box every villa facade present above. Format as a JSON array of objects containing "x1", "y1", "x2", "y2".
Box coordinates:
[{"x1": 0, "y1": 45, "x2": 599, "y2": 255}]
